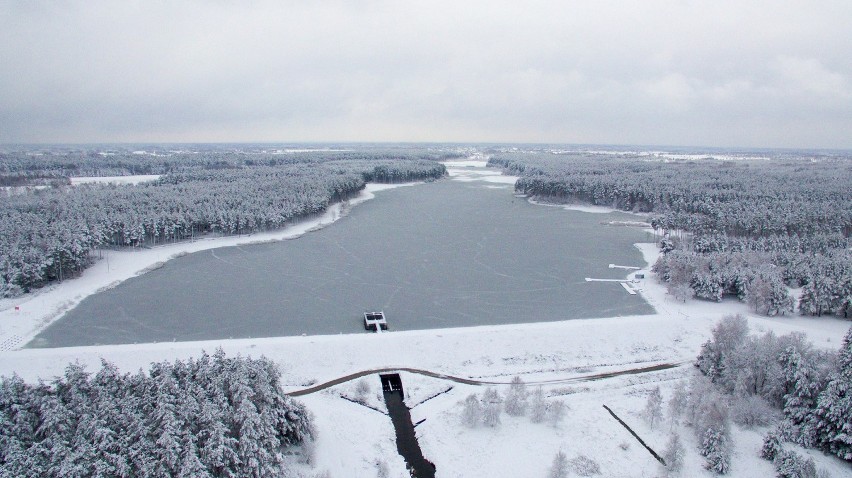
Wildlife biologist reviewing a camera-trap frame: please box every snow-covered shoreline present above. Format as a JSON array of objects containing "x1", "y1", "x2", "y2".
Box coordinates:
[
  {"x1": 4, "y1": 160, "x2": 846, "y2": 390},
  {"x1": 2, "y1": 161, "x2": 850, "y2": 477},
  {"x1": 69, "y1": 174, "x2": 162, "y2": 185},
  {"x1": 0, "y1": 182, "x2": 421, "y2": 350}
]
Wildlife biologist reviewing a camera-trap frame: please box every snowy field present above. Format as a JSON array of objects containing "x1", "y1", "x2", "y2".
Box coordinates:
[
  {"x1": 0, "y1": 161, "x2": 849, "y2": 477},
  {"x1": 69, "y1": 174, "x2": 162, "y2": 185}
]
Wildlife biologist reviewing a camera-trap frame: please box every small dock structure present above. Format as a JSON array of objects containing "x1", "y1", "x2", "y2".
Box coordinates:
[{"x1": 364, "y1": 311, "x2": 388, "y2": 332}]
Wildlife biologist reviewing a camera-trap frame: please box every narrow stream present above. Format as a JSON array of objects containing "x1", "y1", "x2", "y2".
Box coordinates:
[{"x1": 383, "y1": 390, "x2": 436, "y2": 477}]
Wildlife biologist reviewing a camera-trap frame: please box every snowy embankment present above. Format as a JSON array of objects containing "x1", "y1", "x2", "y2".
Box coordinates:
[
  {"x1": 0, "y1": 182, "x2": 420, "y2": 351},
  {"x1": 1, "y1": 160, "x2": 849, "y2": 477}
]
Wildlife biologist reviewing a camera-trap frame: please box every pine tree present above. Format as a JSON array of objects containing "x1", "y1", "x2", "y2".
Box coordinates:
[
  {"x1": 197, "y1": 400, "x2": 239, "y2": 474},
  {"x1": 811, "y1": 327, "x2": 852, "y2": 460},
  {"x1": 691, "y1": 270, "x2": 724, "y2": 302},
  {"x1": 177, "y1": 436, "x2": 209, "y2": 478},
  {"x1": 700, "y1": 426, "x2": 731, "y2": 474},
  {"x1": 0, "y1": 353, "x2": 313, "y2": 478},
  {"x1": 746, "y1": 268, "x2": 794, "y2": 316},
  {"x1": 781, "y1": 347, "x2": 825, "y2": 448},
  {"x1": 235, "y1": 390, "x2": 278, "y2": 477},
  {"x1": 761, "y1": 426, "x2": 783, "y2": 462},
  {"x1": 773, "y1": 449, "x2": 819, "y2": 478},
  {"x1": 799, "y1": 275, "x2": 835, "y2": 317}
]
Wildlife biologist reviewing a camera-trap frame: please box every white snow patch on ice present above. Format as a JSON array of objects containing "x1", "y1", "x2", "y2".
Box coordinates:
[
  {"x1": 70, "y1": 175, "x2": 162, "y2": 185},
  {"x1": 442, "y1": 158, "x2": 519, "y2": 186},
  {"x1": 442, "y1": 160, "x2": 489, "y2": 168}
]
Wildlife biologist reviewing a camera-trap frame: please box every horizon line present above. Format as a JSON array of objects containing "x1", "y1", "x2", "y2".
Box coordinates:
[{"x1": 2, "y1": 140, "x2": 851, "y2": 153}]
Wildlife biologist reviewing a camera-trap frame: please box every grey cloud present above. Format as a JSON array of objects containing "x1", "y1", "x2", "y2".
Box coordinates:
[{"x1": 1, "y1": 1, "x2": 850, "y2": 147}]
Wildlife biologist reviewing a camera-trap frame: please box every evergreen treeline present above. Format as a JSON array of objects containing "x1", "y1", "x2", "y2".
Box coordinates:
[
  {"x1": 0, "y1": 147, "x2": 448, "y2": 297},
  {"x1": 695, "y1": 315, "x2": 852, "y2": 464},
  {"x1": 490, "y1": 152, "x2": 852, "y2": 317},
  {"x1": 0, "y1": 351, "x2": 313, "y2": 478}
]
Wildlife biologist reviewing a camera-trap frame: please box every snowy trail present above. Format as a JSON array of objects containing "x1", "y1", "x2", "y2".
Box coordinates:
[{"x1": 287, "y1": 361, "x2": 687, "y2": 396}]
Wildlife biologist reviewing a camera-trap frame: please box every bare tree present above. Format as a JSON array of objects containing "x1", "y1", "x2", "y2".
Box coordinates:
[
  {"x1": 530, "y1": 386, "x2": 547, "y2": 423},
  {"x1": 643, "y1": 386, "x2": 664, "y2": 429},
  {"x1": 548, "y1": 400, "x2": 566, "y2": 428},
  {"x1": 661, "y1": 433, "x2": 685, "y2": 477},
  {"x1": 547, "y1": 451, "x2": 568, "y2": 478},
  {"x1": 504, "y1": 376, "x2": 529, "y2": 417},
  {"x1": 461, "y1": 393, "x2": 482, "y2": 428},
  {"x1": 482, "y1": 387, "x2": 502, "y2": 427}
]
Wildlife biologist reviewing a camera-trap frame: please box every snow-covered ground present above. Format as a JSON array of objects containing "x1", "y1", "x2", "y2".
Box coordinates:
[
  {"x1": 69, "y1": 174, "x2": 162, "y2": 185},
  {"x1": 528, "y1": 197, "x2": 624, "y2": 215},
  {"x1": 443, "y1": 159, "x2": 519, "y2": 184},
  {"x1": 1, "y1": 161, "x2": 849, "y2": 477}
]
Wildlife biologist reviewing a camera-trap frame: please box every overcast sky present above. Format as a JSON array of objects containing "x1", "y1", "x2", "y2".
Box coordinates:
[{"x1": 1, "y1": 1, "x2": 851, "y2": 148}]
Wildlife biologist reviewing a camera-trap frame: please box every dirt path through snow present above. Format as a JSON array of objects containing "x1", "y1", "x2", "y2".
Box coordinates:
[{"x1": 287, "y1": 361, "x2": 688, "y2": 396}]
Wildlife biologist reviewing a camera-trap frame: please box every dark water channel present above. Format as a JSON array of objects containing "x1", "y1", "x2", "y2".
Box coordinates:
[
  {"x1": 384, "y1": 390, "x2": 436, "y2": 478},
  {"x1": 31, "y1": 177, "x2": 654, "y2": 347}
]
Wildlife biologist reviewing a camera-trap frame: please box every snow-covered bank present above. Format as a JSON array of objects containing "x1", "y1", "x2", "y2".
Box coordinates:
[
  {"x1": 69, "y1": 174, "x2": 162, "y2": 185},
  {"x1": 526, "y1": 195, "x2": 659, "y2": 218},
  {"x1": 1, "y1": 249, "x2": 848, "y2": 475},
  {"x1": 443, "y1": 159, "x2": 519, "y2": 184},
  {"x1": 2, "y1": 158, "x2": 850, "y2": 477},
  {"x1": 528, "y1": 197, "x2": 622, "y2": 214},
  {"x1": 0, "y1": 182, "x2": 421, "y2": 350}
]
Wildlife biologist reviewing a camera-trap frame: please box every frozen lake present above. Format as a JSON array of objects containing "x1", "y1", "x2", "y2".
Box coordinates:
[{"x1": 30, "y1": 175, "x2": 654, "y2": 347}]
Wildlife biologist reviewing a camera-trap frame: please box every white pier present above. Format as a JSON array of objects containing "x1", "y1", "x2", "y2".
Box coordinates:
[{"x1": 585, "y1": 277, "x2": 640, "y2": 295}]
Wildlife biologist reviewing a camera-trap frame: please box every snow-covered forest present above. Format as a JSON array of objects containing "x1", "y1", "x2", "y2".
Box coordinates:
[
  {"x1": 490, "y1": 152, "x2": 852, "y2": 318},
  {"x1": 0, "y1": 146, "x2": 450, "y2": 297},
  {"x1": 690, "y1": 315, "x2": 852, "y2": 473},
  {"x1": 0, "y1": 351, "x2": 313, "y2": 477}
]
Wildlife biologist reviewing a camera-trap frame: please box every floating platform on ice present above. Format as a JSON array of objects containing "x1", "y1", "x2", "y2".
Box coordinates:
[{"x1": 364, "y1": 311, "x2": 388, "y2": 332}]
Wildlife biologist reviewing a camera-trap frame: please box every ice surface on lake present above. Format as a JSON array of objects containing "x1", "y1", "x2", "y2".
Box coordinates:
[{"x1": 33, "y1": 176, "x2": 654, "y2": 347}]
